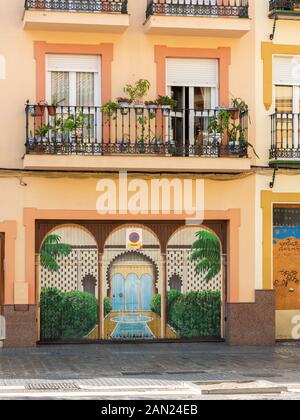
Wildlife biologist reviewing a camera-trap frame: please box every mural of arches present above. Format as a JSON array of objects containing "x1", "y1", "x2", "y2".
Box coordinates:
[
  {"x1": 38, "y1": 224, "x2": 99, "y2": 342},
  {"x1": 165, "y1": 226, "x2": 223, "y2": 339},
  {"x1": 102, "y1": 225, "x2": 167, "y2": 341},
  {"x1": 82, "y1": 274, "x2": 97, "y2": 297},
  {"x1": 169, "y1": 274, "x2": 183, "y2": 292},
  {"x1": 34, "y1": 218, "x2": 228, "y2": 342}
]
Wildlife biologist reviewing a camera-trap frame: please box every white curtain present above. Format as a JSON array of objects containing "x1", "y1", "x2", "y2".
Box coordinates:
[
  {"x1": 76, "y1": 72, "x2": 95, "y2": 107},
  {"x1": 51, "y1": 72, "x2": 69, "y2": 106}
]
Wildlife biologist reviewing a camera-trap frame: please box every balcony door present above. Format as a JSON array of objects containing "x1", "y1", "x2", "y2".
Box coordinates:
[
  {"x1": 166, "y1": 58, "x2": 218, "y2": 155},
  {"x1": 46, "y1": 54, "x2": 101, "y2": 142}
]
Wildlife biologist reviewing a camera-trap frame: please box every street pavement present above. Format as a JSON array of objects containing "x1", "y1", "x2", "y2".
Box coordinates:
[{"x1": 0, "y1": 342, "x2": 300, "y2": 399}]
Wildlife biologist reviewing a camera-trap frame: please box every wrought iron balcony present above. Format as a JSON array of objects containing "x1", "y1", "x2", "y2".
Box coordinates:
[
  {"x1": 25, "y1": 103, "x2": 249, "y2": 159},
  {"x1": 270, "y1": 113, "x2": 300, "y2": 163},
  {"x1": 24, "y1": 0, "x2": 128, "y2": 14},
  {"x1": 269, "y1": 1, "x2": 300, "y2": 19},
  {"x1": 146, "y1": 0, "x2": 249, "y2": 19}
]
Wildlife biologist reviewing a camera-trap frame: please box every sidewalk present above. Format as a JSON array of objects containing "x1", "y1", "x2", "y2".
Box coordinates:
[{"x1": 0, "y1": 342, "x2": 300, "y2": 387}]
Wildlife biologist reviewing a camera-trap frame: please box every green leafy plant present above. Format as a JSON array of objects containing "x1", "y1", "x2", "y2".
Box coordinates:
[
  {"x1": 191, "y1": 230, "x2": 221, "y2": 282},
  {"x1": 40, "y1": 288, "x2": 99, "y2": 340},
  {"x1": 40, "y1": 234, "x2": 72, "y2": 272},
  {"x1": 40, "y1": 288, "x2": 64, "y2": 341},
  {"x1": 151, "y1": 290, "x2": 182, "y2": 320},
  {"x1": 170, "y1": 291, "x2": 221, "y2": 338},
  {"x1": 208, "y1": 110, "x2": 231, "y2": 136},
  {"x1": 124, "y1": 79, "x2": 151, "y2": 104},
  {"x1": 54, "y1": 111, "x2": 88, "y2": 139},
  {"x1": 61, "y1": 291, "x2": 98, "y2": 338},
  {"x1": 104, "y1": 297, "x2": 112, "y2": 317},
  {"x1": 35, "y1": 124, "x2": 53, "y2": 139},
  {"x1": 101, "y1": 101, "x2": 120, "y2": 117},
  {"x1": 157, "y1": 95, "x2": 177, "y2": 108},
  {"x1": 231, "y1": 97, "x2": 249, "y2": 114},
  {"x1": 151, "y1": 290, "x2": 221, "y2": 338}
]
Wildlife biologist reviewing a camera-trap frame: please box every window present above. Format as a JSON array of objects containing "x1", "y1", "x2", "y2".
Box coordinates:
[
  {"x1": 274, "y1": 56, "x2": 300, "y2": 150},
  {"x1": 166, "y1": 58, "x2": 219, "y2": 153},
  {"x1": 46, "y1": 54, "x2": 100, "y2": 107}
]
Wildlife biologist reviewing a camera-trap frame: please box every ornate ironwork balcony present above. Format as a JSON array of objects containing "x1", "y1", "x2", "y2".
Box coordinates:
[
  {"x1": 25, "y1": 103, "x2": 249, "y2": 158},
  {"x1": 146, "y1": 0, "x2": 249, "y2": 19},
  {"x1": 270, "y1": 113, "x2": 300, "y2": 162},
  {"x1": 269, "y1": 1, "x2": 300, "y2": 18},
  {"x1": 24, "y1": 0, "x2": 128, "y2": 14}
]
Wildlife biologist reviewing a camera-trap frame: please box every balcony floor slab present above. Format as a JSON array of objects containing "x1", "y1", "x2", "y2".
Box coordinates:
[
  {"x1": 23, "y1": 154, "x2": 251, "y2": 173},
  {"x1": 23, "y1": 10, "x2": 129, "y2": 33}
]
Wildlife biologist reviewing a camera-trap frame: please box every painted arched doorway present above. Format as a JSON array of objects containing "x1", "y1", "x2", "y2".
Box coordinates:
[
  {"x1": 111, "y1": 253, "x2": 155, "y2": 312},
  {"x1": 102, "y1": 225, "x2": 164, "y2": 341},
  {"x1": 166, "y1": 226, "x2": 223, "y2": 339},
  {"x1": 38, "y1": 224, "x2": 99, "y2": 342}
]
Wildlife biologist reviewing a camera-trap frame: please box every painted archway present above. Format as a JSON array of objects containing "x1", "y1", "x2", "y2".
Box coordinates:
[
  {"x1": 165, "y1": 225, "x2": 224, "y2": 339},
  {"x1": 101, "y1": 225, "x2": 167, "y2": 340},
  {"x1": 38, "y1": 224, "x2": 99, "y2": 342}
]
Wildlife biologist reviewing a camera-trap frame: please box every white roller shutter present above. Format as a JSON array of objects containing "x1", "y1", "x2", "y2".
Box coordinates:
[
  {"x1": 274, "y1": 56, "x2": 300, "y2": 85},
  {"x1": 166, "y1": 58, "x2": 218, "y2": 87},
  {"x1": 47, "y1": 54, "x2": 100, "y2": 73}
]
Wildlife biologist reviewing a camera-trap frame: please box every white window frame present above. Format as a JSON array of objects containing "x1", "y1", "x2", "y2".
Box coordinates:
[
  {"x1": 273, "y1": 55, "x2": 300, "y2": 150},
  {"x1": 45, "y1": 55, "x2": 101, "y2": 107}
]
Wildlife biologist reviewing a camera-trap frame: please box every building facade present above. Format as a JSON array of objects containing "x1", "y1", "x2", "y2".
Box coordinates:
[{"x1": 0, "y1": 0, "x2": 299, "y2": 347}]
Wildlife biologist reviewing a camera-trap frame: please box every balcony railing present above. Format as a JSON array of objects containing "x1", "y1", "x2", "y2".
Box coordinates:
[
  {"x1": 24, "y1": 0, "x2": 128, "y2": 14},
  {"x1": 269, "y1": 0, "x2": 300, "y2": 13},
  {"x1": 270, "y1": 113, "x2": 300, "y2": 160},
  {"x1": 25, "y1": 104, "x2": 248, "y2": 158},
  {"x1": 146, "y1": 0, "x2": 249, "y2": 19}
]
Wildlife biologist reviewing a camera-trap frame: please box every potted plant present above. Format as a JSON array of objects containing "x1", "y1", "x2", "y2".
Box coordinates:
[
  {"x1": 48, "y1": 96, "x2": 65, "y2": 117},
  {"x1": 116, "y1": 97, "x2": 132, "y2": 115},
  {"x1": 230, "y1": 97, "x2": 249, "y2": 120},
  {"x1": 35, "y1": 123, "x2": 52, "y2": 143},
  {"x1": 157, "y1": 95, "x2": 177, "y2": 116},
  {"x1": 116, "y1": 97, "x2": 132, "y2": 108},
  {"x1": 145, "y1": 100, "x2": 159, "y2": 110},
  {"x1": 101, "y1": 101, "x2": 120, "y2": 118},
  {"x1": 35, "y1": 100, "x2": 47, "y2": 117},
  {"x1": 55, "y1": 111, "x2": 86, "y2": 142},
  {"x1": 124, "y1": 79, "x2": 151, "y2": 106}
]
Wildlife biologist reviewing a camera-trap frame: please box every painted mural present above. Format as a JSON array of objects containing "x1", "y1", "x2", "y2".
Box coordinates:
[
  {"x1": 273, "y1": 206, "x2": 300, "y2": 340},
  {"x1": 39, "y1": 224, "x2": 223, "y2": 342}
]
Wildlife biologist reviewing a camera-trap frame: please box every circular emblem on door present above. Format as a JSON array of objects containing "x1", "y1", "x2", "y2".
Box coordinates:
[{"x1": 129, "y1": 231, "x2": 140, "y2": 244}]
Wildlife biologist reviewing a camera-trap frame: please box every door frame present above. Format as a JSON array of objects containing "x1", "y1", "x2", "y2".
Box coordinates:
[{"x1": 168, "y1": 85, "x2": 218, "y2": 153}]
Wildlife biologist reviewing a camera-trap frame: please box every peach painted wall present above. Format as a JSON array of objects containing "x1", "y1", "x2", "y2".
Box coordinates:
[
  {"x1": 0, "y1": 0, "x2": 255, "y2": 169},
  {"x1": 0, "y1": 0, "x2": 259, "y2": 305},
  {"x1": 0, "y1": 173, "x2": 255, "y2": 305}
]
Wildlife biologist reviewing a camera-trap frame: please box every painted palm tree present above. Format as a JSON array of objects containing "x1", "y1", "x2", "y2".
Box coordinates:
[
  {"x1": 191, "y1": 230, "x2": 221, "y2": 282},
  {"x1": 41, "y1": 234, "x2": 72, "y2": 272}
]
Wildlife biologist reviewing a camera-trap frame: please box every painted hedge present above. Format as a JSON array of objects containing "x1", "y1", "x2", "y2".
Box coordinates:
[{"x1": 151, "y1": 290, "x2": 221, "y2": 338}]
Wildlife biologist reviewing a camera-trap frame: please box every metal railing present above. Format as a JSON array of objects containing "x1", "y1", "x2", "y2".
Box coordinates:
[
  {"x1": 146, "y1": 0, "x2": 249, "y2": 19},
  {"x1": 270, "y1": 113, "x2": 300, "y2": 159},
  {"x1": 24, "y1": 0, "x2": 128, "y2": 14},
  {"x1": 25, "y1": 103, "x2": 249, "y2": 158},
  {"x1": 269, "y1": 0, "x2": 300, "y2": 12}
]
